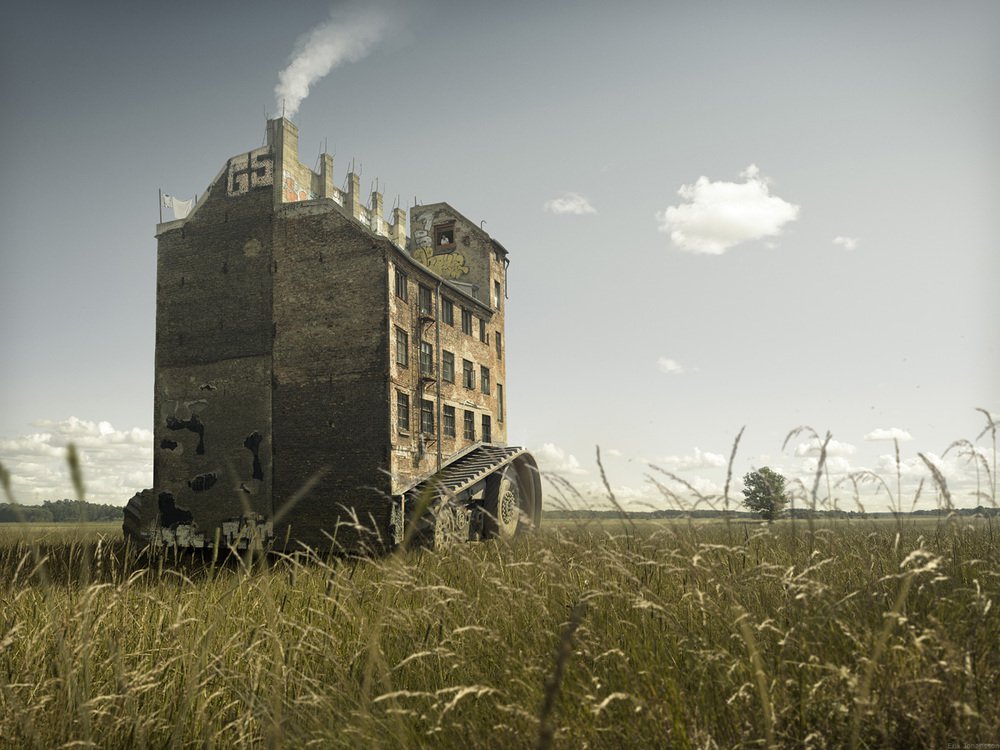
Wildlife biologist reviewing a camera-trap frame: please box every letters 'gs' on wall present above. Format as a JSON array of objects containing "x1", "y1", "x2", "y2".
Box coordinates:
[{"x1": 227, "y1": 149, "x2": 275, "y2": 197}]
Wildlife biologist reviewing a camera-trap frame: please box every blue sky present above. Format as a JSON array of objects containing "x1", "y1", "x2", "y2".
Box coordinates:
[{"x1": 1, "y1": 0, "x2": 997, "y2": 511}]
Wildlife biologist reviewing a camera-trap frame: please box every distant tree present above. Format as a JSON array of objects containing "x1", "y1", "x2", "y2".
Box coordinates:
[{"x1": 741, "y1": 467, "x2": 788, "y2": 521}]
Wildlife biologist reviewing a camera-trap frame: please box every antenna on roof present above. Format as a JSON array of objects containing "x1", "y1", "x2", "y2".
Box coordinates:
[{"x1": 393, "y1": 194, "x2": 400, "y2": 210}]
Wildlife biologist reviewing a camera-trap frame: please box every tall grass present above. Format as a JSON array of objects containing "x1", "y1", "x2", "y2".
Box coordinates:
[{"x1": 0, "y1": 516, "x2": 996, "y2": 748}]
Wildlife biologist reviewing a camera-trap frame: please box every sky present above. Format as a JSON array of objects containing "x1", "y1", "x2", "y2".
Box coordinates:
[{"x1": 1, "y1": 0, "x2": 997, "y2": 512}]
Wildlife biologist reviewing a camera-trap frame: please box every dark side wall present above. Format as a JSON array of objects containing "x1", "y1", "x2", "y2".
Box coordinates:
[
  {"x1": 270, "y1": 202, "x2": 392, "y2": 551},
  {"x1": 153, "y1": 162, "x2": 275, "y2": 532}
]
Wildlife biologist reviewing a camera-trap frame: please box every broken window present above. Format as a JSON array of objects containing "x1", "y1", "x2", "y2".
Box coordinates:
[
  {"x1": 461, "y1": 308, "x2": 472, "y2": 335},
  {"x1": 420, "y1": 399, "x2": 434, "y2": 434},
  {"x1": 442, "y1": 298, "x2": 454, "y2": 325},
  {"x1": 479, "y1": 318, "x2": 488, "y2": 344},
  {"x1": 395, "y1": 326, "x2": 409, "y2": 367},
  {"x1": 494, "y1": 280, "x2": 502, "y2": 308},
  {"x1": 462, "y1": 359, "x2": 475, "y2": 389},
  {"x1": 482, "y1": 415, "x2": 492, "y2": 443},
  {"x1": 480, "y1": 366, "x2": 490, "y2": 395},
  {"x1": 443, "y1": 405, "x2": 456, "y2": 437},
  {"x1": 442, "y1": 350, "x2": 455, "y2": 383},
  {"x1": 463, "y1": 410, "x2": 475, "y2": 441}
]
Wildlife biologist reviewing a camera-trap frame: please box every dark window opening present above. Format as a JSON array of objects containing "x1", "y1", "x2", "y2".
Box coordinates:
[
  {"x1": 394, "y1": 268, "x2": 408, "y2": 301},
  {"x1": 462, "y1": 359, "x2": 475, "y2": 389},
  {"x1": 397, "y1": 391, "x2": 410, "y2": 431},
  {"x1": 463, "y1": 410, "x2": 475, "y2": 441},
  {"x1": 461, "y1": 308, "x2": 473, "y2": 335},
  {"x1": 480, "y1": 366, "x2": 490, "y2": 395},
  {"x1": 442, "y1": 299, "x2": 454, "y2": 325},
  {"x1": 420, "y1": 341, "x2": 434, "y2": 376},
  {"x1": 482, "y1": 415, "x2": 492, "y2": 443},
  {"x1": 443, "y1": 405, "x2": 456, "y2": 437},
  {"x1": 418, "y1": 284, "x2": 433, "y2": 315},
  {"x1": 442, "y1": 350, "x2": 455, "y2": 383},
  {"x1": 420, "y1": 399, "x2": 434, "y2": 434},
  {"x1": 395, "y1": 326, "x2": 409, "y2": 367}
]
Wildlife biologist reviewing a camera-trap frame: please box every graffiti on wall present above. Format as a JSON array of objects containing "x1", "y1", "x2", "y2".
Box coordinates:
[
  {"x1": 282, "y1": 171, "x2": 317, "y2": 203},
  {"x1": 227, "y1": 149, "x2": 274, "y2": 197},
  {"x1": 412, "y1": 212, "x2": 469, "y2": 280}
]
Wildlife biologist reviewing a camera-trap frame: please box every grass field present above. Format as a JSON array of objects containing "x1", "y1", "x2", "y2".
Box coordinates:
[{"x1": 0, "y1": 515, "x2": 996, "y2": 749}]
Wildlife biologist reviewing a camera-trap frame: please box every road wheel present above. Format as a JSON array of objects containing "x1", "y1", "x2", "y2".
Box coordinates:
[{"x1": 483, "y1": 468, "x2": 520, "y2": 539}]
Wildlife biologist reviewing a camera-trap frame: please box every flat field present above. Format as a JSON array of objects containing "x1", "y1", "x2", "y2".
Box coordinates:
[{"x1": 0, "y1": 516, "x2": 997, "y2": 748}]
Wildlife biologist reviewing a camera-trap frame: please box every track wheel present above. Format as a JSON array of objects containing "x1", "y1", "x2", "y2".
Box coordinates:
[{"x1": 483, "y1": 468, "x2": 520, "y2": 539}]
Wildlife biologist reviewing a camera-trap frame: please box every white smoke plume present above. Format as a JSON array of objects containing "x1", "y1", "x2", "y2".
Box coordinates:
[{"x1": 275, "y1": 6, "x2": 390, "y2": 120}]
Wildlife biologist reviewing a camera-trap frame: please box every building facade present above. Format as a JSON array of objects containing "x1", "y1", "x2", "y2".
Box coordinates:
[{"x1": 134, "y1": 118, "x2": 524, "y2": 550}]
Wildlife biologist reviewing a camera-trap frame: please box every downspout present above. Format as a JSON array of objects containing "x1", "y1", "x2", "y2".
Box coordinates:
[{"x1": 435, "y1": 281, "x2": 443, "y2": 472}]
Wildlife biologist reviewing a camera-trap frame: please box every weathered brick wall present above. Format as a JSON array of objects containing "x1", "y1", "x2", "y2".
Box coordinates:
[
  {"x1": 271, "y1": 202, "x2": 393, "y2": 550},
  {"x1": 389, "y1": 205, "x2": 509, "y2": 491},
  {"x1": 152, "y1": 166, "x2": 275, "y2": 532}
]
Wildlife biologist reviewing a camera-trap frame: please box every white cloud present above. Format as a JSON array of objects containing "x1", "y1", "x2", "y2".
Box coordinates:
[
  {"x1": 0, "y1": 418, "x2": 152, "y2": 506},
  {"x1": 795, "y1": 438, "x2": 857, "y2": 457},
  {"x1": 656, "y1": 164, "x2": 799, "y2": 254},
  {"x1": 659, "y1": 448, "x2": 726, "y2": 470},
  {"x1": 543, "y1": 192, "x2": 597, "y2": 216},
  {"x1": 656, "y1": 356, "x2": 685, "y2": 375},
  {"x1": 606, "y1": 448, "x2": 622, "y2": 458},
  {"x1": 533, "y1": 442, "x2": 587, "y2": 476},
  {"x1": 865, "y1": 427, "x2": 913, "y2": 442},
  {"x1": 833, "y1": 236, "x2": 858, "y2": 251}
]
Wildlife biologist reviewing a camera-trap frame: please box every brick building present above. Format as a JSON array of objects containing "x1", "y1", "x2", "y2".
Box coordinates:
[{"x1": 125, "y1": 118, "x2": 540, "y2": 551}]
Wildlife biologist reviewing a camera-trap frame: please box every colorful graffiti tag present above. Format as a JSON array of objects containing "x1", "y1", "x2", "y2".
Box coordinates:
[{"x1": 412, "y1": 212, "x2": 469, "y2": 280}]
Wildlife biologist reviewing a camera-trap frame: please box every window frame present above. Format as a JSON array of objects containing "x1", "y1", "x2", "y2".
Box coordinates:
[
  {"x1": 396, "y1": 390, "x2": 410, "y2": 432},
  {"x1": 394, "y1": 326, "x2": 409, "y2": 367},
  {"x1": 480, "y1": 365, "x2": 490, "y2": 395},
  {"x1": 482, "y1": 414, "x2": 492, "y2": 443},
  {"x1": 463, "y1": 410, "x2": 475, "y2": 441},
  {"x1": 442, "y1": 298, "x2": 454, "y2": 326},
  {"x1": 394, "y1": 268, "x2": 408, "y2": 301},
  {"x1": 420, "y1": 399, "x2": 434, "y2": 434},
  {"x1": 461, "y1": 308, "x2": 473, "y2": 335},
  {"x1": 462, "y1": 359, "x2": 475, "y2": 390},
  {"x1": 443, "y1": 405, "x2": 456, "y2": 437},
  {"x1": 418, "y1": 284, "x2": 433, "y2": 315},
  {"x1": 419, "y1": 340, "x2": 434, "y2": 377},
  {"x1": 442, "y1": 350, "x2": 455, "y2": 383},
  {"x1": 479, "y1": 318, "x2": 488, "y2": 344}
]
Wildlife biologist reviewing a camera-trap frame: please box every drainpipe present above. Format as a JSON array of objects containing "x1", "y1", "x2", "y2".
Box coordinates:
[{"x1": 435, "y1": 281, "x2": 443, "y2": 472}]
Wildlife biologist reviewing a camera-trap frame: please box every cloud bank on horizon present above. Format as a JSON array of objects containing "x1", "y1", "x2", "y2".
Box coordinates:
[
  {"x1": 657, "y1": 165, "x2": 799, "y2": 255},
  {"x1": 275, "y1": 5, "x2": 390, "y2": 120}
]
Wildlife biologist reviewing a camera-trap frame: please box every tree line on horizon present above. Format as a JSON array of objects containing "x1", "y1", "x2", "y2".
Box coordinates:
[{"x1": 0, "y1": 499, "x2": 123, "y2": 523}]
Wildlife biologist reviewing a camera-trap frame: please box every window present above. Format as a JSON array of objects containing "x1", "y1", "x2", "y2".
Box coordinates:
[
  {"x1": 420, "y1": 399, "x2": 434, "y2": 434},
  {"x1": 420, "y1": 341, "x2": 434, "y2": 377},
  {"x1": 495, "y1": 331, "x2": 502, "y2": 361},
  {"x1": 442, "y1": 298, "x2": 454, "y2": 325},
  {"x1": 395, "y1": 326, "x2": 408, "y2": 367},
  {"x1": 494, "y1": 281, "x2": 502, "y2": 308},
  {"x1": 480, "y1": 366, "x2": 490, "y2": 395},
  {"x1": 463, "y1": 410, "x2": 475, "y2": 440},
  {"x1": 394, "y1": 268, "x2": 408, "y2": 301},
  {"x1": 443, "y1": 405, "x2": 456, "y2": 437},
  {"x1": 396, "y1": 391, "x2": 410, "y2": 431},
  {"x1": 461, "y1": 308, "x2": 472, "y2": 335},
  {"x1": 434, "y1": 222, "x2": 455, "y2": 247},
  {"x1": 418, "y1": 284, "x2": 432, "y2": 315},
  {"x1": 482, "y1": 415, "x2": 492, "y2": 443},
  {"x1": 479, "y1": 318, "x2": 488, "y2": 344},
  {"x1": 497, "y1": 384, "x2": 504, "y2": 422},
  {"x1": 462, "y1": 359, "x2": 475, "y2": 389},
  {"x1": 442, "y1": 350, "x2": 455, "y2": 383}
]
